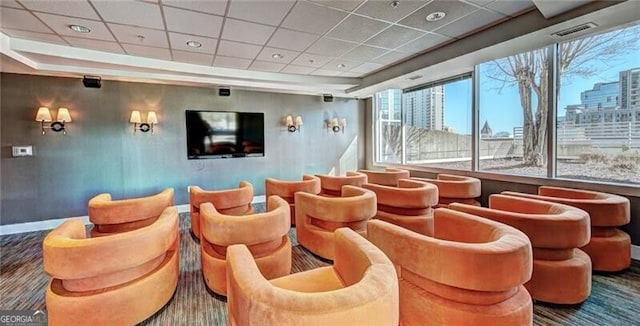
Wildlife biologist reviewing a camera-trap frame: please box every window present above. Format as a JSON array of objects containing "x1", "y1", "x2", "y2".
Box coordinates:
[
  {"x1": 403, "y1": 77, "x2": 472, "y2": 170},
  {"x1": 556, "y1": 23, "x2": 640, "y2": 185},
  {"x1": 374, "y1": 89, "x2": 402, "y2": 164},
  {"x1": 477, "y1": 47, "x2": 549, "y2": 177}
]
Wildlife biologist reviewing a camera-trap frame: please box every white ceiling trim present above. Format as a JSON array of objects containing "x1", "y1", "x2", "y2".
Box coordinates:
[{"x1": 1, "y1": 33, "x2": 360, "y2": 95}]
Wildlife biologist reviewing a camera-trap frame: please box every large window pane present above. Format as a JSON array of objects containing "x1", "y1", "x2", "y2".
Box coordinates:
[
  {"x1": 374, "y1": 89, "x2": 402, "y2": 164},
  {"x1": 403, "y1": 77, "x2": 472, "y2": 170},
  {"x1": 478, "y1": 47, "x2": 550, "y2": 177},
  {"x1": 557, "y1": 23, "x2": 640, "y2": 185}
]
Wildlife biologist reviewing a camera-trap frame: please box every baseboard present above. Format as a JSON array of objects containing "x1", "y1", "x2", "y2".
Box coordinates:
[
  {"x1": 0, "y1": 196, "x2": 268, "y2": 236},
  {"x1": 632, "y1": 245, "x2": 640, "y2": 261}
]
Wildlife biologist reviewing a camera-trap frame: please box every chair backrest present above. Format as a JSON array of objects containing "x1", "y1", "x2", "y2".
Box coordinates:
[
  {"x1": 44, "y1": 206, "x2": 179, "y2": 292},
  {"x1": 362, "y1": 179, "x2": 438, "y2": 214},
  {"x1": 358, "y1": 168, "x2": 410, "y2": 186},
  {"x1": 190, "y1": 181, "x2": 254, "y2": 215},
  {"x1": 265, "y1": 175, "x2": 321, "y2": 203},
  {"x1": 88, "y1": 188, "x2": 174, "y2": 234},
  {"x1": 295, "y1": 186, "x2": 377, "y2": 229},
  {"x1": 412, "y1": 174, "x2": 481, "y2": 199},
  {"x1": 316, "y1": 171, "x2": 367, "y2": 196}
]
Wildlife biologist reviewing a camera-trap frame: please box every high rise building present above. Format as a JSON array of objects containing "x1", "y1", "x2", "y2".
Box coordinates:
[
  {"x1": 620, "y1": 67, "x2": 640, "y2": 110},
  {"x1": 375, "y1": 89, "x2": 402, "y2": 126},
  {"x1": 580, "y1": 81, "x2": 619, "y2": 110},
  {"x1": 403, "y1": 86, "x2": 445, "y2": 130}
]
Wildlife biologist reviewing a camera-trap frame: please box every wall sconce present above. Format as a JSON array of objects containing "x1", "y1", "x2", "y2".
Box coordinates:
[
  {"x1": 35, "y1": 107, "x2": 72, "y2": 135},
  {"x1": 285, "y1": 115, "x2": 303, "y2": 132},
  {"x1": 327, "y1": 117, "x2": 346, "y2": 133},
  {"x1": 130, "y1": 110, "x2": 158, "y2": 133}
]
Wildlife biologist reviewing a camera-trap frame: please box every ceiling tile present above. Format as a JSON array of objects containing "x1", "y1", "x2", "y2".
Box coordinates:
[
  {"x1": 306, "y1": 37, "x2": 357, "y2": 57},
  {"x1": 435, "y1": 8, "x2": 505, "y2": 38},
  {"x1": 365, "y1": 25, "x2": 424, "y2": 49},
  {"x1": 228, "y1": 0, "x2": 295, "y2": 26},
  {"x1": 169, "y1": 32, "x2": 217, "y2": 54},
  {"x1": 397, "y1": 32, "x2": 452, "y2": 53},
  {"x1": 309, "y1": 0, "x2": 365, "y2": 12},
  {"x1": 290, "y1": 52, "x2": 333, "y2": 68},
  {"x1": 122, "y1": 43, "x2": 172, "y2": 60},
  {"x1": 250, "y1": 60, "x2": 285, "y2": 72},
  {"x1": 34, "y1": 13, "x2": 114, "y2": 41},
  {"x1": 255, "y1": 47, "x2": 299, "y2": 64},
  {"x1": 311, "y1": 69, "x2": 342, "y2": 76},
  {"x1": 92, "y1": 0, "x2": 163, "y2": 29},
  {"x1": 172, "y1": 50, "x2": 214, "y2": 65},
  {"x1": 221, "y1": 19, "x2": 275, "y2": 45},
  {"x1": 1, "y1": 8, "x2": 52, "y2": 33},
  {"x1": 108, "y1": 23, "x2": 169, "y2": 48},
  {"x1": 216, "y1": 40, "x2": 261, "y2": 59},
  {"x1": 355, "y1": 0, "x2": 427, "y2": 23},
  {"x1": 2, "y1": 28, "x2": 66, "y2": 44},
  {"x1": 213, "y1": 55, "x2": 252, "y2": 69},
  {"x1": 281, "y1": 1, "x2": 348, "y2": 35},
  {"x1": 350, "y1": 62, "x2": 384, "y2": 73},
  {"x1": 20, "y1": 0, "x2": 100, "y2": 20},
  {"x1": 326, "y1": 15, "x2": 390, "y2": 43},
  {"x1": 162, "y1": 0, "x2": 228, "y2": 15},
  {"x1": 322, "y1": 58, "x2": 362, "y2": 72},
  {"x1": 164, "y1": 6, "x2": 223, "y2": 37},
  {"x1": 64, "y1": 36, "x2": 125, "y2": 53},
  {"x1": 267, "y1": 28, "x2": 319, "y2": 52},
  {"x1": 0, "y1": 1, "x2": 22, "y2": 9},
  {"x1": 486, "y1": 0, "x2": 535, "y2": 16},
  {"x1": 371, "y1": 50, "x2": 411, "y2": 65},
  {"x1": 399, "y1": 0, "x2": 478, "y2": 31},
  {"x1": 340, "y1": 45, "x2": 388, "y2": 61},
  {"x1": 280, "y1": 65, "x2": 315, "y2": 74}
]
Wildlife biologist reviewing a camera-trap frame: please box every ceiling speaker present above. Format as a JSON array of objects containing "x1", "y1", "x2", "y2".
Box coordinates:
[
  {"x1": 82, "y1": 75, "x2": 101, "y2": 88},
  {"x1": 323, "y1": 94, "x2": 334, "y2": 102},
  {"x1": 219, "y1": 87, "x2": 231, "y2": 96}
]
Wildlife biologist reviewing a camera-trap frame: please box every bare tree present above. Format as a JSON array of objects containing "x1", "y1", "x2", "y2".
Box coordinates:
[{"x1": 486, "y1": 25, "x2": 640, "y2": 166}]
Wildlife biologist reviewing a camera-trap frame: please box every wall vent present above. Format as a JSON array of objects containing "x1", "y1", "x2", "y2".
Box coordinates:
[{"x1": 553, "y1": 23, "x2": 597, "y2": 37}]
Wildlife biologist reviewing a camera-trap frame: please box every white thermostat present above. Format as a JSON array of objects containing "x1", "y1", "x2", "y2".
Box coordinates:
[{"x1": 12, "y1": 145, "x2": 33, "y2": 157}]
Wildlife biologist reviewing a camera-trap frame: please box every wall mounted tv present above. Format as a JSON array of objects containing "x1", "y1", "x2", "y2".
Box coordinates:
[{"x1": 185, "y1": 110, "x2": 265, "y2": 159}]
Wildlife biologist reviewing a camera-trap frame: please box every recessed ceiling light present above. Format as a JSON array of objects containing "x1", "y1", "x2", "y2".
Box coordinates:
[
  {"x1": 69, "y1": 24, "x2": 90, "y2": 33},
  {"x1": 309, "y1": 59, "x2": 315, "y2": 64},
  {"x1": 272, "y1": 53, "x2": 284, "y2": 59},
  {"x1": 186, "y1": 40, "x2": 202, "y2": 48},
  {"x1": 337, "y1": 63, "x2": 346, "y2": 68},
  {"x1": 390, "y1": 0, "x2": 399, "y2": 9},
  {"x1": 426, "y1": 12, "x2": 446, "y2": 22}
]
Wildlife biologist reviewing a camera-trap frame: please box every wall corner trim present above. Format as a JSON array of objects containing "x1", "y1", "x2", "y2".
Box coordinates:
[{"x1": 0, "y1": 196, "x2": 267, "y2": 236}]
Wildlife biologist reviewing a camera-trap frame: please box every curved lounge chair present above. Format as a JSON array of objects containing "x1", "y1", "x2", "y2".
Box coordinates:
[
  {"x1": 189, "y1": 182, "x2": 254, "y2": 240},
  {"x1": 357, "y1": 168, "x2": 410, "y2": 186},
  {"x1": 265, "y1": 175, "x2": 321, "y2": 225},
  {"x1": 315, "y1": 171, "x2": 367, "y2": 197},
  {"x1": 411, "y1": 174, "x2": 481, "y2": 207}
]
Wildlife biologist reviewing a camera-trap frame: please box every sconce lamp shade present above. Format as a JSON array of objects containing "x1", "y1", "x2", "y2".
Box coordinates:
[
  {"x1": 340, "y1": 118, "x2": 347, "y2": 128},
  {"x1": 56, "y1": 108, "x2": 72, "y2": 122},
  {"x1": 35, "y1": 107, "x2": 53, "y2": 122},
  {"x1": 295, "y1": 116, "x2": 303, "y2": 126},
  {"x1": 330, "y1": 118, "x2": 338, "y2": 127},
  {"x1": 147, "y1": 111, "x2": 158, "y2": 124},
  {"x1": 285, "y1": 115, "x2": 293, "y2": 126},
  {"x1": 130, "y1": 110, "x2": 142, "y2": 124}
]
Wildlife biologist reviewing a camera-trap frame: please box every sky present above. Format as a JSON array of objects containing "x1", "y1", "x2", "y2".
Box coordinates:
[{"x1": 442, "y1": 24, "x2": 640, "y2": 135}]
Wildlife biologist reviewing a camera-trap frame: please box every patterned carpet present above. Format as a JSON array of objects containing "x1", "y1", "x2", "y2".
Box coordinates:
[{"x1": 1, "y1": 208, "x2": 638, "y2": 325}]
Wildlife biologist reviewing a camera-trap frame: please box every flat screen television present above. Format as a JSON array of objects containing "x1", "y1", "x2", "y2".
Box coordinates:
[{"x1": 185, "y1": 110, "x2": 265, "y2": 159}]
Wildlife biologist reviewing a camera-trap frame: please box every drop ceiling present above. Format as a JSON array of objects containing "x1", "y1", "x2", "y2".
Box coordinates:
[{"x1": 0, "y1": 0, "x2": 633, "y2": 97}]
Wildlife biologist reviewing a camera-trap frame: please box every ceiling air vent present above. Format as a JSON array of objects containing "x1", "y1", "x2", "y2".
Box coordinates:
[{"x1": 553, "y1": 23, "x2": 597, "y2": 37}]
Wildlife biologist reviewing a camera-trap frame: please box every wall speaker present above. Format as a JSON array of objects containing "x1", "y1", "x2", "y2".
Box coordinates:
[
  {"x1": 219, "y1": 87, "x2": 231, "y2": 96},
  {"x1": 82, "y1": 75, "x2": 101, "y2": 88},
  {"x1": 323, "y1": 94, "x2": 333, "y2": 102}
]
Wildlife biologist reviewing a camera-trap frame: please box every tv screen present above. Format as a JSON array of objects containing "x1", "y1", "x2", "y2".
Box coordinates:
[{"x1": 185, "y1": 110, "x2": 265, "y2": 159}]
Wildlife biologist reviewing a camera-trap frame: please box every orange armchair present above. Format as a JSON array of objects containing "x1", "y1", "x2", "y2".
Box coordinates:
[
  {"x1": 449, "y1": 194, "x2": 591, "y2": 304},
  {"x1": 88, "y1": 188, "x2": 174, "y2": 236},
  {"x1": 367, "y1": 209, "x2": 533, "y2": 325},
  {"x1": 265, "y1": 175, "x2": 321, "y2": 225},
  {"x1": 295, "y1": 185, "x2": 376, "y2": 260},
  {"x1": 189, "y1": 182, "x2": 254, "y2": 240},
  {"x1": 44, "y1": 207, "x2": 179, "y2": 326},
  {"x1": 200, "y1": 195, "x2": 291, "y2": 296},
  {"x1": 412, "y1": 174, "x2": 481, "y2": 207},
  {"x1": 357, "y1": 168, "x2": 410, "y2": 186},
  {"x1": 315, "y1": 171, "x2": 367, "y2": 197},
  {"x1": 362, "y1": 179, "x2": 438, "y2": 235},
  {"x1": 503, "y1": 186, "x2": 630, "y2": 272},
  {"x1": 226, "y1": 227, "x2": 399, "y2": 326}
]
